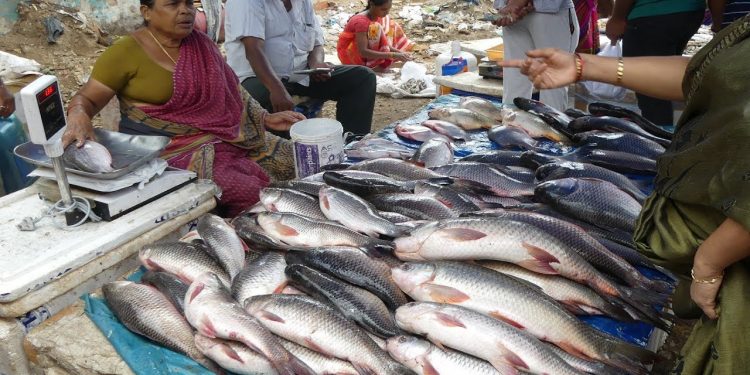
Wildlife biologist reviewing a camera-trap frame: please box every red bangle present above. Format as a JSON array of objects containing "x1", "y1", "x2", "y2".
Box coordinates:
[{"x1": 574, "y1": 53, "x2": 584, "y2": 82}]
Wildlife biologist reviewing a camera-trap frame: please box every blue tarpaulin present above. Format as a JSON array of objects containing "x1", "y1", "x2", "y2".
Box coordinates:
[{"x1": 85, "y1": 94, "x2": 671, "y2": 374}]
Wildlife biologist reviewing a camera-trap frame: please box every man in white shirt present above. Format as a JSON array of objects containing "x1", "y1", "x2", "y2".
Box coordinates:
[{"x1": 225, "y1": 0, "x2": 376, "y2": 136}]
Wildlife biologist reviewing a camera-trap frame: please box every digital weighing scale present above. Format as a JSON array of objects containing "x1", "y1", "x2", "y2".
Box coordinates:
[{"x1": 16, "y1": 75, "x2": 198, "y2": 226}]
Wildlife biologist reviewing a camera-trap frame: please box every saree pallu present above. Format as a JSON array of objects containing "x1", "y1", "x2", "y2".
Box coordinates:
[
  {"x1": 633, "y1": 15, "x2": 750, "y2": 375},
  {"x1": 337, "y1": 15, "x2": 414, "y2": 69},
  {"x1": 574, "y1": 0, "x2": 599, "y2": 54},
  {"x1": 122, "y1": 30, "x2": 293, "y2": 217}
]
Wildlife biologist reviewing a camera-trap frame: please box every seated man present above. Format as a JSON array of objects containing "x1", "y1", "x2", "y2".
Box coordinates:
[{"x1": 225, "y1": 0, "x2": 376, "y2": 137}]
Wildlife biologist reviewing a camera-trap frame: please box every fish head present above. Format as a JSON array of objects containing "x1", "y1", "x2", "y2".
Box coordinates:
[
  {"x1": 391, "y1": 262, "x2": 436, "y2": 294},
  {"x1": 427, "y1": 108, "x2": 449, "y2": 120},
  {"x1": 284, "y1": 249, "x2": 307, "y2": 266},
  {"x1": 256, "y1": 212, "x2": 298, "y2": 238},
  {"x1": 259, "y1": 188, "x2": 284, "y2": 211},
  {"x1": 534, "y1": 178, "x2": 579, "y2": 203},
  {"x1": 393, "y1": 221, "x2": 440, "y2": 260},
  {"x1": 386, "y1": 335, "x2": 431, "y2": 366},
  {"x1": 283, "y1": 263, "x2": 313, "y2": 283},
  {"x1": 395, "y1": 302, "x2": 440, "y2": 331},
  {"x1": 500, "y1": 107, "x2": 517, "y2": 122},
  {"x1": 102, "y1": 281, "x2": 134, "y2": 300}
]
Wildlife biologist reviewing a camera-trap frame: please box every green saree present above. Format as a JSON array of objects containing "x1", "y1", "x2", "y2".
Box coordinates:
[{"x1": 632, "y1": 15, "x2": 750, "y2": 375}]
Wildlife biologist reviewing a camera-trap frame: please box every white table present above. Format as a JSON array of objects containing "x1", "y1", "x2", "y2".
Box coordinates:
[
  {"x1": 0, "y1": 180, "x2": 217, "y2": 375},
  {"x1": 433, "y1": 71, "x2": 504, "y2": 98}
]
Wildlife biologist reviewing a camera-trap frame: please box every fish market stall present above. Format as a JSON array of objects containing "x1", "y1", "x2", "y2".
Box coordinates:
[{"x1": 73, "y1": 93, "x2": 678, "y2": 375}]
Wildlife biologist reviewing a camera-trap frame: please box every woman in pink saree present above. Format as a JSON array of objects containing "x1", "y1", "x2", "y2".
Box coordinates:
[
  {"x1": 62, "y1": 0, "x2": 304, "y2": 217},
  {"x1": 337, "y1": 0, "x2": 414, "y2": 70}
]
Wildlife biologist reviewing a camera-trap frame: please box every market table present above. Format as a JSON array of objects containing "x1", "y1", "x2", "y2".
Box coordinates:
[
  {"x1": 433, "y1": 71, "x2": 504, "y2": 98},
  {"x1": 0, "y1": 180, "x2": 218, "y2": 375}
]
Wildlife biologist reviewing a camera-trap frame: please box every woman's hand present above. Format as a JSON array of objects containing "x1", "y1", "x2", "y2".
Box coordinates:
[
  {"x1": 393, "y1": 52, "x2": 412, "y2": 62},
  {"x1": 0, "y1": 83, "x2": 15, "y2": 118},
  {"x1": 62, "y1": 108, "x2": 96, "y2": 148},
  {"x1": 264, "y1": 110, "x2": 306, "y2": 131},
  {"x1": 605, "y1": 16, "x2": 627, "y2": 42},
  {"x1": 493, "y1": 0, "x2": 533, "y2": 26},
  {"x1": 501, "y1": 48, "x2": 577, "y2": 89},
  {"x1": 690, "y1": 264, "x2": 724, "y2": 319}
]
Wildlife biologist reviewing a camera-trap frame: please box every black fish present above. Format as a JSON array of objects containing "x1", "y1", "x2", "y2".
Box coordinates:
[
  {"x1": 268, "y1": 180, "x2": 327, "y2": 196},
  {"x1": 233, "y1": 215, "x2": 291, "y2": 251},
  {"x1": 141, "y1": 271, "x2": 190, "y2": 314},
  {"x1": 519, "y1": 150, "x2": 565, "y2": 170},
  {"x1": 568, "y1": 116, "x2": 670, "y2": 147},
  {"x1": 536, "y1": 161, "x2": 648, "y2": 202},
  {"x1": 573, "y1": 131, "x2": 666, "y2": 159},
  {"x1": 588, "y1": 102, "x2": 673, "y2": 139},
  {"x1": 564, "y1": 108, "x2": 590, "y2": 118},
  {"x1": 579, "y1": 148, "x2": 657, "y2": 175},
  {"x1": 322, "y1": 171, "x2": 411, "y2": 196},
  {"x1": 513, "y1": 97, "x2": 574, "y2": 137},
  {"x1": 459, "y1": 150, "x2": 525, "y2": 167}
]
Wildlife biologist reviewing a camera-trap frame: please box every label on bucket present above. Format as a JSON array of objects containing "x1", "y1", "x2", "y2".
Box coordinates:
[{"x1": 293, "y1": 141, "x2": 344, "y2": 178}]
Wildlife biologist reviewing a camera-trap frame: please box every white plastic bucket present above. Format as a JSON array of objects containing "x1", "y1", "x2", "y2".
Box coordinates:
[{"x1": 290, "y1": 118, "x2": 345, "y2": 179}]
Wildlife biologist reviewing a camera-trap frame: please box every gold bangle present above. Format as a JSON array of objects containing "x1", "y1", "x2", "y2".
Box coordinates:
[
  {"x1": 691, "y1": 268, "x2": 724, "y2": 284},
  {"x1": 574, "y1": 53, "x2": 583, "y2": 82},
  {"x1": 616, "y1": 57, "x2": 624, "y2": 84}
]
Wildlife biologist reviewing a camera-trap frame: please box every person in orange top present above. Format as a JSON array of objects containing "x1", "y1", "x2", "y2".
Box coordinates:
[{"x1": 337, "y1": 0, "x2": 414, "y2": 71}]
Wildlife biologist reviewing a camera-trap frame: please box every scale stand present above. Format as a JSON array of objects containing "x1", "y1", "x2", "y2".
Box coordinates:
[{"x1": 18, "y1": 75, "x2": 89, "y2": 227}]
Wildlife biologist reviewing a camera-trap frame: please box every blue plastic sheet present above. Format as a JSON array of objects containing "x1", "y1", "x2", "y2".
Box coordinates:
[{"x1": 86, "y1": 95, "x2": 670, "y2": 373}]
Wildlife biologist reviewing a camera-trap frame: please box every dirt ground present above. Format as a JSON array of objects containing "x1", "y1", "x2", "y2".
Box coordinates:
[{"x1": 0, "y1": 0, "x2": 694, "y2": 372}]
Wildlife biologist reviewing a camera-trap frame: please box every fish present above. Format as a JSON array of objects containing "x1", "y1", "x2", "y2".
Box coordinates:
[
  {"x1": 563, "y1": 108, "x2": 589, "y2": 119},
  {"x1": 102, "y1": 281, "x2": 220, "y2": 373},
  {"x1": 568, "y1": 116, "x2": 670, "y2": 146},
  {"x1": 412, "y1": 137, "x2": 454, "y2": 168},
  {"x1": 395, "y1": 123, "x2": 451, "y2": 143},
  {"x1": 431, "y1": 162, "x2": 534, "y2": 197},
  {"x1": 535, "y1": 178, "x2": 642, "y2": 232},
  {"x1": 233, "y1": 215, "x2": 291, "y2": 252},
  {"x1": 387, "y1": 335, "x2": 501, "y2": 375},
  {"x1": 244, "y1": 294, "x2": 412, "y2": 375},
  {"x1": 197, "y1": 214, "x2": 246, "y2": 280},
  {"x1": 500, "y1": 107, "x2": 571, "y2": 143},
  {"x1": 285, "y1": 264, "x2": 399, "y2": 337},
  {"x1": 284, "y1": 246, "x2": 408, "y2": 310},
  {"x1": 279, "y1": 338, "x2": 358, "y2": 375},
  {"x1": 231, "y1": 251, "x2": 288, "y2": 303},
  {"x1": 428, "y1": 108, "x2": 496, "y2": 130},
  {"x1": 62, "y1": 141, "x2": 115, "y2": 173},
  {"x1": 322, "y1": 171, "x2": 412, "y2": 196},
  {"x1": 395, "y1": 302, "x2": 582, "y2": 375},
  {"x1": 347, "y1": 158, "x2": 444, "y2": 180},
  {"x1": 345, "y1": 136, "x2": 416, "y2": 160},
  {"x1": 535, "y1": 161, "x2": 648, "y2": 202},
  {"x1": 518, "y1": 150, "x2": 565, "y2": 170},
  {"x1": 480, "y1": 261, "x2": 631, "y2": 320},
  {"x1": 487, "y1": 125, "x2": 546, "y2": 152},
  {"x1": 588, "y1": 102, "x2": 673, "y2": 139},
  {"x1": 459, "y1": 97, "x2": 504, "y2": 122},
  {"x1": 392, "y1": 261, "x2": 654, "y2": 373},
  {"x1": 259, "y1": 187, "x2": 327, "y2": 220},
  {"x1": 572, "y1": 131, "x2": 666, "y2": 159},
  {"x1": 579, "y1": 148, "x2": 658, "y2": 175},
  {"x1": 256, "y1": 212, "x2": 395, "y2": 253},
  {"x1": 421, "y1": 120, "x2": 469, "y2": 141},
  {"x1": 513, "y1": 97, "x2": 574, "y2": 137},
  {"x1": 268, "y1": 180, "x2": 327, "y2": 197},
  {"x1": 368, "y1": 193, "x2": 458, "y2": 220},
  {"x1": 414, "y1": 181, "x2": 481, "y2": 214},
  {"x1": 194, "y1": 334, "x2": 277, "y2": 375},
  {"x1": 184, "y1": 273, "x2": 315, "y2": 375},
  {"x1": 378, "y1": 210, "x2": 415, "y2": 223},
  {"x1": 139, "y1": 242, "x2": 231, "y2": 287},
  {"x1": 319, "y1": 185, "x2": 407, "y2": 237},
  {"x1": 140, "y1": 271, "x2": 189, "y2": 314},
  {"x1": 458, "y1": 150, "x2": 524, "y2": 167},
  {"x1": 543, "y1": 342, "x2": 627, "y2": 375}
]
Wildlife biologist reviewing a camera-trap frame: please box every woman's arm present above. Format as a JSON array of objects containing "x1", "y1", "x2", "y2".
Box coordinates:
[
  {"x1": 0, "y1": 78, "x2": 14, "y2": 118},
  {"x1": 503, "y1": 48, "x2": 690, "y2": 101},
  {"x1": 691, "y1": 217, "x2": 750, "y2": 319},
  {"x1": 62, "y1": 79, "x2": 116, "y2": 147},
  {"x1": 355, "y1": 32, "x2": 408, "y2": 61}
]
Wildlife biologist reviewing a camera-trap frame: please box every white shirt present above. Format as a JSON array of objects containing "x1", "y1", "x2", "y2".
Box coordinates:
[
  {"x1": 494, "y1": 0, "x2": 573, "y2": 13},
  {"x1": 225, "y1": 0, "x2": 325, "y2": 86}
]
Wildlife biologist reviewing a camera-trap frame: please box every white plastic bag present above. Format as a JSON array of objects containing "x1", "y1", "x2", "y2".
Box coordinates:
[{"x1": 582, "y1": 41, "x2": 627, "y2": 100}]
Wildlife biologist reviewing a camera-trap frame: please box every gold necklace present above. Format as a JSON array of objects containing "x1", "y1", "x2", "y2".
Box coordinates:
[{"x1": 147, "y1": 29, "x2": 178, "y2": 65}]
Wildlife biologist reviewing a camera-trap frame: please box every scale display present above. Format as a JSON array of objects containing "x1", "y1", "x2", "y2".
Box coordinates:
[
  {"x1": 19, "y1": 75, "x2": 68, "y2": 145},
  {"x1": 35, "y1": 81, "x2": 66, "y2": 139}
]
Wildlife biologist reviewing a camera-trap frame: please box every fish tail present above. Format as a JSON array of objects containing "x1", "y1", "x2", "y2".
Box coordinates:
[
  {"x1": 651, "y1": 264, "x2": 679, "y2": 282},
  {"x1": 274, "y1": 355, "x2": 316, "y2": 375},
  {"x1": 599, "y1": 337, "x2": 656, "y2": 375},
  {"x1": 620, "y1": 284, "x2": 670, "y2": 305},
  {"x1": 194, "y1": 356, "x2": 225, "y2": 375},
  {"x1": 609, "y1": 291, "x2": 673, "y2": 331}
]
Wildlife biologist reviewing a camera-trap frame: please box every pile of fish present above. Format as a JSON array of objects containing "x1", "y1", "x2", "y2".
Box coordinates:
[{"x1": 101, "y1": 97, "x2": 677, "y2": 375}]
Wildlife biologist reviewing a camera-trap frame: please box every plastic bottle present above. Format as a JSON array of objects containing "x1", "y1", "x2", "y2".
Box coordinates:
[
  {"x1": 0, "y1": 114, "x2": 34, "y2": 195},
  {"x1": 435, "y1": 41, "x2": 478, "y2": 96}
]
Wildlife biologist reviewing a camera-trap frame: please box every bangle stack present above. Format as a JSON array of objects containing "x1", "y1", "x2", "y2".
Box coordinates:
[
  {"x1": 574, "y1": 53, "x2": 583, "y2": 82},
  {"x1": 691, "y1": 268, "x2": 724, "y2": 284},
  {"x1": 616, "y1": 57, "x2": 624, "y2": 84}
]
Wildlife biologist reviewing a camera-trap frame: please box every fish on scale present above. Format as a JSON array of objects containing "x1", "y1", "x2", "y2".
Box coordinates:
[{"x1": 62, "y1": 140, "x2": 115, "y2": 173}]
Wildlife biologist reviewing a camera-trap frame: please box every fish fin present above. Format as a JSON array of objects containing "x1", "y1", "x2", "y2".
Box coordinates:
[
  {"x1": 304, "y1": 338, "x2": 335, "y2": 358},
  {"x1": 562, "y1": 301, "x2": 598, "y2": 316},
  {"x1": 556, "y1": 341, "x2": 592, "y2": 361},
  {"x1": 429, "y1": 337, "x2": 448, "y2": 351},
  {"x1": 434, "y1": 312, "x2": 466, "y2": 328},
  {"x1": 422, "y1": 359, "x2": 441, "y2": 375},
  {"x1": 272, "y1": 222, "x2": 299, "y2": 236},
  {"x1": 320, "y1": 194, "x2": 330, "y2": 210},
  {"x1": 600, "y1": 338, "x2": 655, "y2": 375},
  {"x1": 188, "y1": 283, "x2": 205, "y2": 303},
  {"x1": 423, "y1": 283, "x2": 471, "y2": 303},
  {"x1": 257, "y1": 309, "x2": 285, "y2": 323},
  {"x1": 488, "y1": 358, "x2": 521, "y2": 375},
  {"x1": 351, "y1": 363, "x2": 378, "y2": 375},
  {"x1": 488, "y1": 311, "x2": 525, "y2": 330},
  {"x1": 436, "y1": 227, "x2": 487, "y2": 241},
  {"x1": 277, "y1": 357, "x2": 316, "y2": 375},
  {"x1": 199, "y1": 316, "x2": 218, "y2": 338},
  {"x1": 494, "y1": 343, "x2": 528, "y2": 372},
  {"x1": 517, "y1": 242, "x2": 559, "y2": 274},
  {"x1": 220, "y1": 344, "x2": 245, "y2": 363},
  {"x1": 272, "y1": 282, "x2": 288, "y2": 294},
  {"x1": 143, "y1": 258, "x2": 163, "y2": 272}
]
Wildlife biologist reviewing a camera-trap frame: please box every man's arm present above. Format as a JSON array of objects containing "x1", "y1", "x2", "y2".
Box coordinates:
[
  {"x1": 242, "y1": 37, "x2": 294, "y2": 112},
  {"x1": 707, "y1": 0, "x2": 726, "y2": 32},
  {"x1": 606, "y1": 0, "x2": 634, "y2": 41}
]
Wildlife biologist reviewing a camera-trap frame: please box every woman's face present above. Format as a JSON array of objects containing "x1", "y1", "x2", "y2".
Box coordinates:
[
  {"x1": 142, "y1": 0, "x2": 196, "y2": 40},
  {"x1": 369, "y1": 0, "x2": 392, "y2": 18}
]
